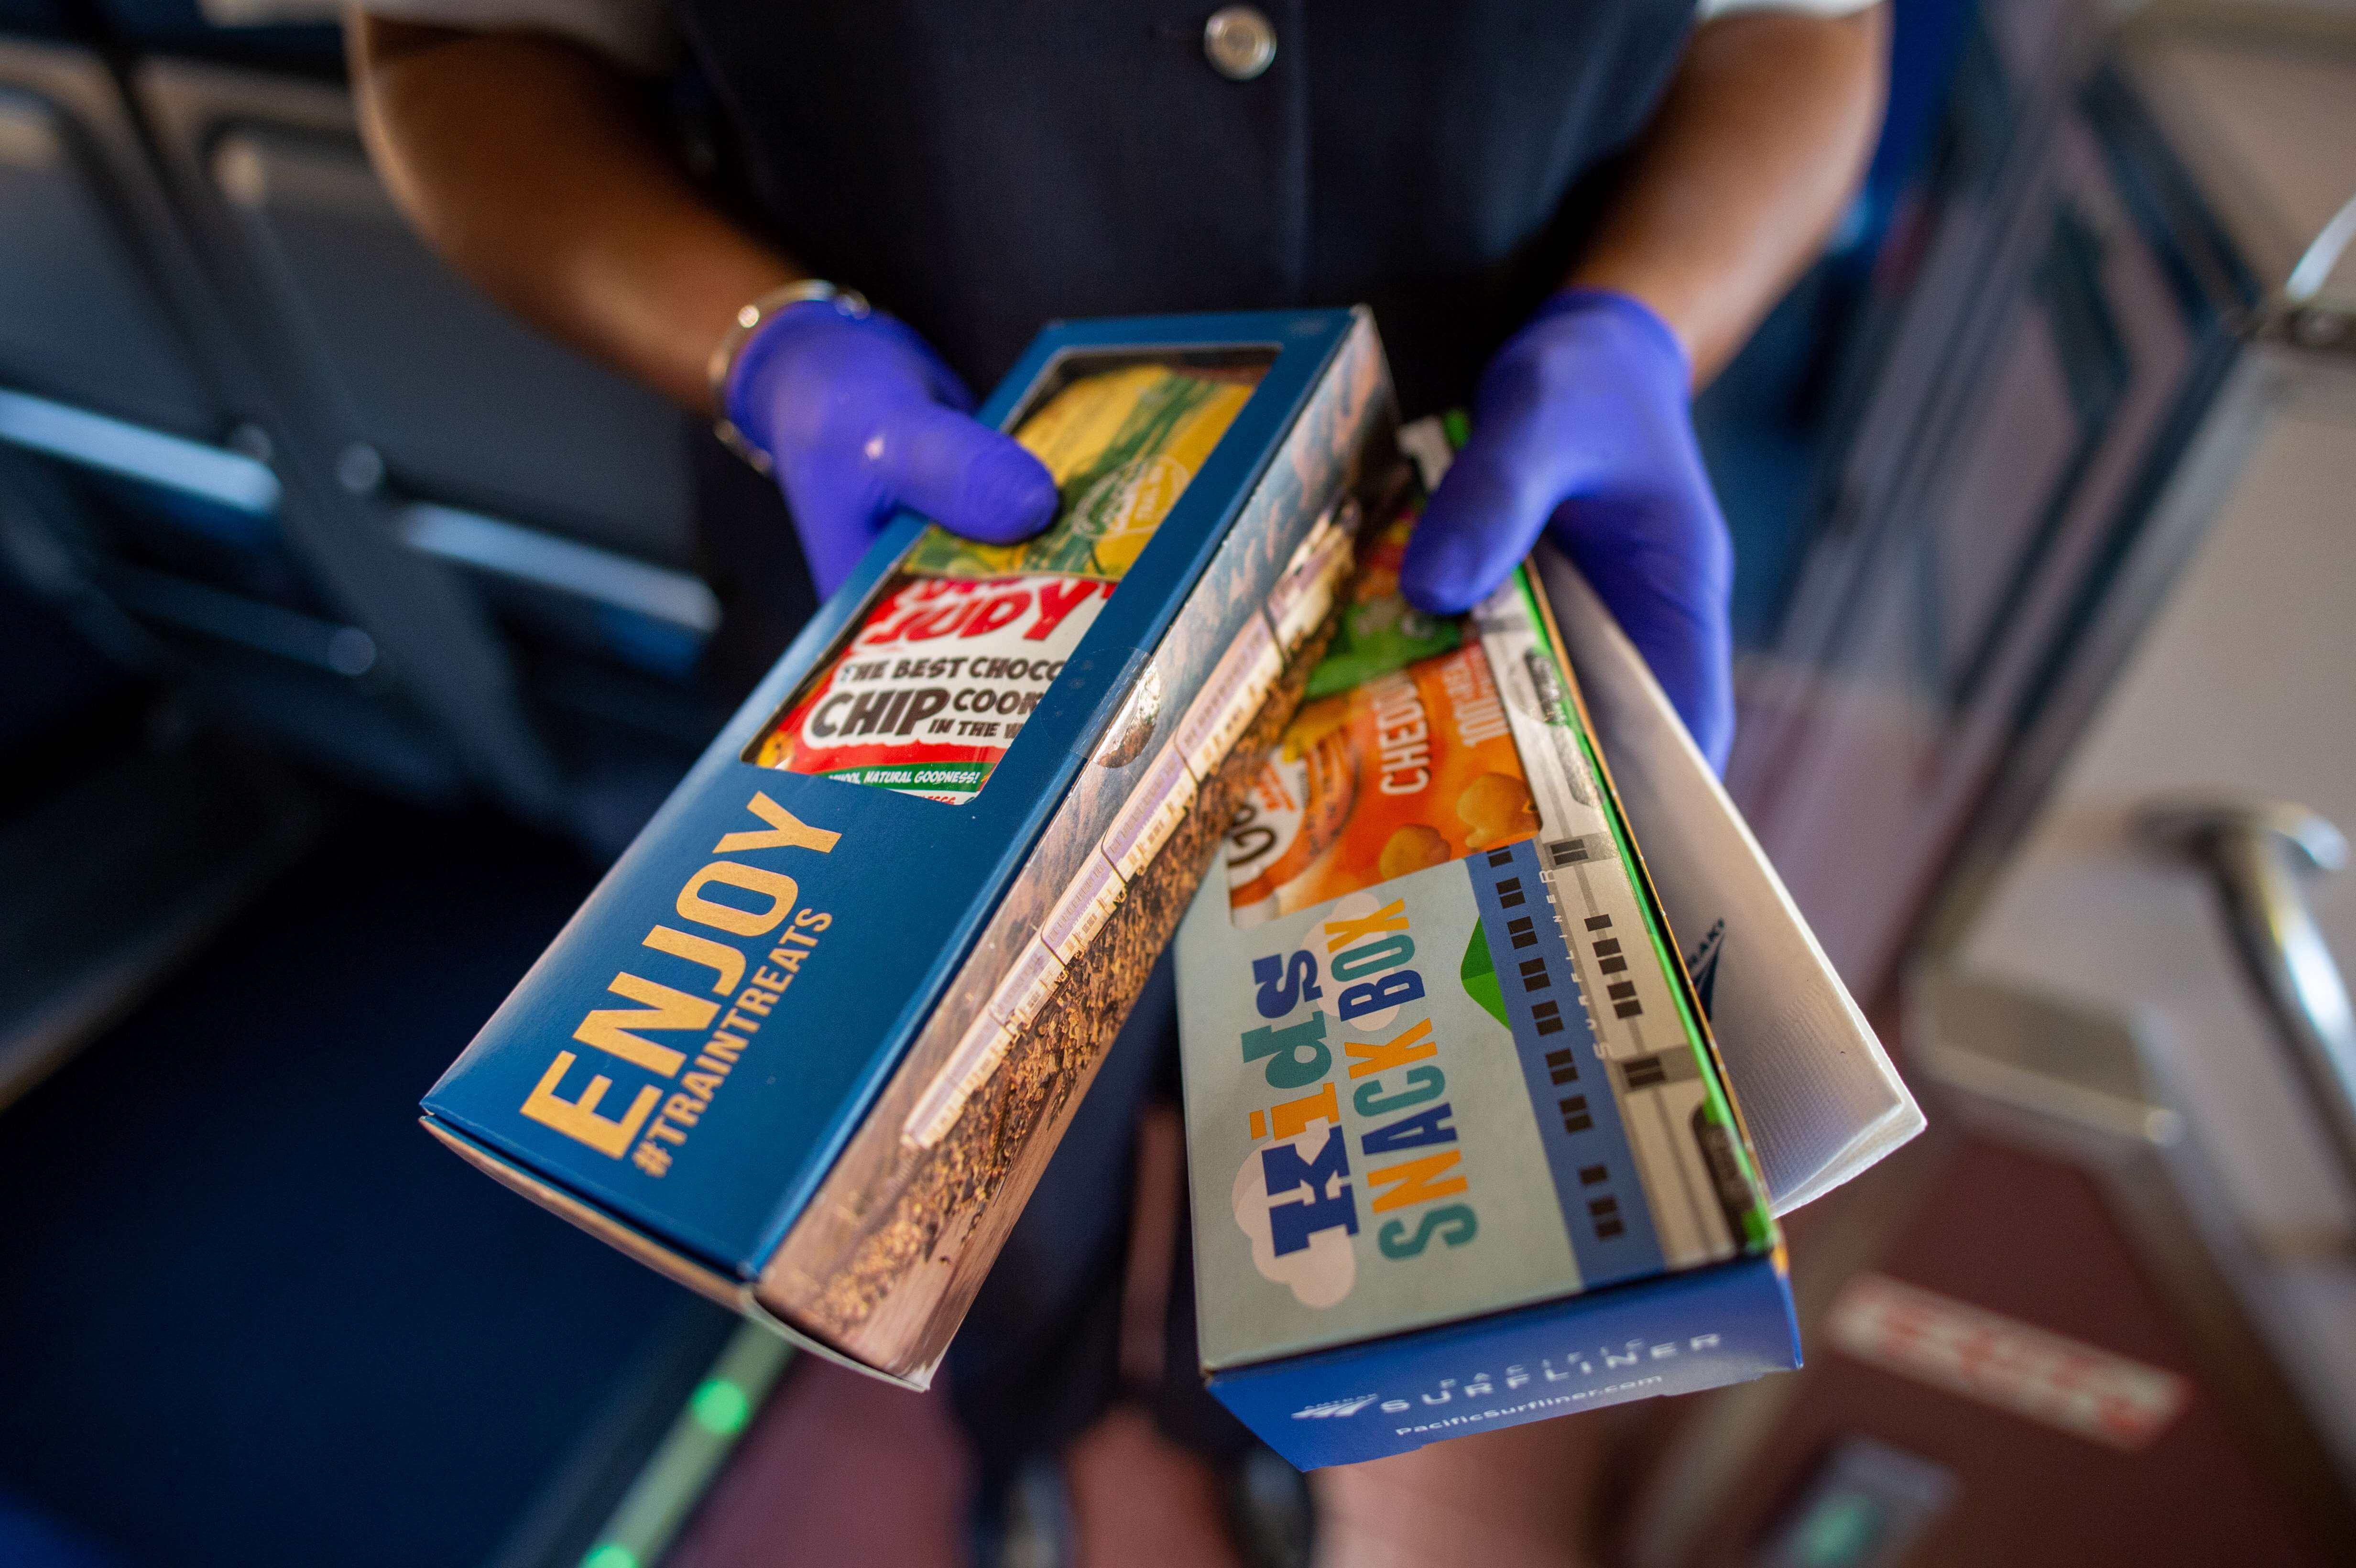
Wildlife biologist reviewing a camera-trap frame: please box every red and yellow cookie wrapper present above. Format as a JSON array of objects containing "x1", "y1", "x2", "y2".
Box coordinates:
[{"x1": 753, "y1": 361, "x2": 1257, "y2": 802}]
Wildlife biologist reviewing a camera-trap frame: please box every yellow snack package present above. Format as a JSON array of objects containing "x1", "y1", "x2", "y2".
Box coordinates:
[{"x1": 899, "y1": 362, "x2": 1258, "y2": 582}]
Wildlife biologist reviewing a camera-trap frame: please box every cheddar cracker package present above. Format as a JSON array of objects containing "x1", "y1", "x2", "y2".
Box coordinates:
[
  {"x1": 1175, "y1": 436, "x2": 1795, "y2": 1469},
  {"x1": 1227, "y1": 644, "x2": 1535, "y2": 925},
  {"x1": 423, "y1": 312, "x2": 1396, "y2": 1385}
]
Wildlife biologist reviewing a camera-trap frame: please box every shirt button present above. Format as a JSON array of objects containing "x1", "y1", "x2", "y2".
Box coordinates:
[{"x1": 1203, "y1": 5, "x2": 1277, "y2": 82}]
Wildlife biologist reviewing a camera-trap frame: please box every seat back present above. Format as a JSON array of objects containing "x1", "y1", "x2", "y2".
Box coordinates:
[
  {"x1": 0, "y1": 47, "x2": 223, "y2": 436},
  {"x1": 146, "y1": 61, "x2": 696, "y2": 567}
]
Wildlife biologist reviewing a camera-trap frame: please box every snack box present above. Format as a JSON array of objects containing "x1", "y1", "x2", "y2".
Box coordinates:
[
  {"x1": 424, "y1": 310, "x2": 1396, "y2": 1384},
  {"x1": 1176, "y1": 454, "x2": 1797, "y2": 1467}
]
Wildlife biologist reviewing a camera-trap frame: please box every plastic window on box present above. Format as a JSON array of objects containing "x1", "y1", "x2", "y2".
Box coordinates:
[{"x1": 742, "y1": 347, "x2": 1274, "y2": 806}]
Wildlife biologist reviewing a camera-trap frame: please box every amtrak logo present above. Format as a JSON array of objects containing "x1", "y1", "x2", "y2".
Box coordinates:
[{"x1": 1291, "y1": 1394, "x2": 1381, "y2": 1420}]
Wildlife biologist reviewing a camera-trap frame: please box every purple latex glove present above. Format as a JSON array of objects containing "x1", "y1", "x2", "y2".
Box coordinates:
[
  {"x1": 726, "y1": 297, "x2": 1059, "y2": 596},
  {"x1": 1401, "y1": 288, "x2": 1735, "y2": 770}
]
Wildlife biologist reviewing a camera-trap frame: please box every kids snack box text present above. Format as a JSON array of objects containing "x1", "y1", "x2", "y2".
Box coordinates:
[{"x1": 1176, "y1": 473, "x2": 1796, "y2": 1468}]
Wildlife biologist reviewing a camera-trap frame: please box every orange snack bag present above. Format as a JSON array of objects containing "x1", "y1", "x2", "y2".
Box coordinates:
[{"x1": 1225, "y1": 642, "x2": 1538, "y2": 926}]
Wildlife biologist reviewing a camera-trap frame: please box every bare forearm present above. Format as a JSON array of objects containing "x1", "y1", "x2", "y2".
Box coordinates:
[
  {"x1": 350, "y1": 14, "x2": 795, "y2": 412},
  {"x1": 1571, "y1": 4, "x2": 1888, "y2": 385}
]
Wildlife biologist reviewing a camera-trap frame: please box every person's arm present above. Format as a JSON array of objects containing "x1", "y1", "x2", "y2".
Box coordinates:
[
  {"x1": 349, "y1": 13, "x2": 1054, "y2": 592},
  {"x1": 1400, "y1": 5, "x2": 1887, "y2": 769},
  {"x1": 351, "y1": 15, "x2": 790, "y2": 412},
  {"x1": 1573, "y1": 5, "x2": 1889, "y2": 385}
]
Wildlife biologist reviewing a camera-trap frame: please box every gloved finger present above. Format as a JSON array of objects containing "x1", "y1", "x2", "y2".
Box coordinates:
[
  {"x1": 1548, "y1": 495, "x2": 1734, "y2": 769},
  {"x1": 1398, "y1": 421, "x2": 1560, "y2": 616},
  {"x1": 777, "y1": 457, "x2": 889, "y2": 600},
  {"x1": 869, "y1": 314, "x2": 977, "y2": 413},
  {"x1": 877, "y1": 401, "x2": 1060, "y2": 544}
]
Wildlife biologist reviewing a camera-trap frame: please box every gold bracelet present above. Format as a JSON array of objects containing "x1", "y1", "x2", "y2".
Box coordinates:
[{"x1": 708, "y1": 279, "x2": 872, "y2": 475}]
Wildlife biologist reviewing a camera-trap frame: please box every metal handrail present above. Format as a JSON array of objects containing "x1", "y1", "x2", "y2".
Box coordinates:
[
  {"x1": 2285, "y1": 188, "x2": 2356, "y2": 305},
  {"x1": 2137, "y1": 796, "x2": 2356, "y2": 1209}
]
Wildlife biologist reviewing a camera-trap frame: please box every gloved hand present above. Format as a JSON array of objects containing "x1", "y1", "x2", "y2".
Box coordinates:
[
  {"x1": 1400, "y1": 288, "x2": 1735, "y2": 770},
  {"x1": 726, "y1": 297, "x2": 1060, "y2": 596}
]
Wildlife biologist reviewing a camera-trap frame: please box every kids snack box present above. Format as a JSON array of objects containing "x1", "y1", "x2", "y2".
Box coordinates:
[
  {"x1": 424, "y1": 311, "x2": 1396, "y2": 1383},
  {"x1": 1176, "y1": 463, "x2": 1798, "y2": 1468}
]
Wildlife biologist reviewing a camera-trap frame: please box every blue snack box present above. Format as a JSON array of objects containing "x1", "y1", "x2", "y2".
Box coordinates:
[
  {"x1": 424, "y1": 310, "x2": 1398, "y2": 1383},
  {"x1": 1176, "y1": 473, "x2": 1799, "y2": 1467}
]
